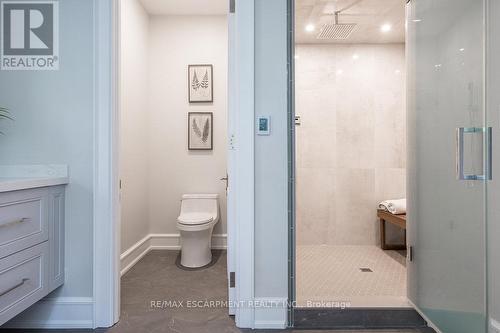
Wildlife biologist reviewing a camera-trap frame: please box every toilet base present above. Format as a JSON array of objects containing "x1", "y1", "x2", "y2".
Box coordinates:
[{"x1": 179, "y1": 227, "x2": 213, "y2": 268}]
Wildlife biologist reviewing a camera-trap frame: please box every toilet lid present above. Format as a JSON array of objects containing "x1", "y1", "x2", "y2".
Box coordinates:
[{"x1": 177, "y1": 213, "x2": 214, "y2": 226}]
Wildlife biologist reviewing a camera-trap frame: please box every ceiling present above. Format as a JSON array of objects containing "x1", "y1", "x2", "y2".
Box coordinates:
[
  {"x1": 295, "y1": 0, "x2": 405, "y2": 44},
  {"x1": 139, "y1": 0, "x2": 227, "y2": 15}
]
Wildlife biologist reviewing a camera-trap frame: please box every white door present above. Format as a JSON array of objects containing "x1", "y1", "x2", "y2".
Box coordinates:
[
  {"x1": 225, "y1": 0, "x2": 255, "y2": 325},
  {"x1": 226, "y1": 2, "x2": 236, "y2": 316}
]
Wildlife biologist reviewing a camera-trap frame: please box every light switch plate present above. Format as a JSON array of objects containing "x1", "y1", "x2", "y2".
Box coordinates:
[{"x1": 257, "y1": 116, "x2": 270, "y2": 135}]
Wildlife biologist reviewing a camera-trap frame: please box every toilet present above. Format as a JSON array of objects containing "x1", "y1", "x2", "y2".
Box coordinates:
[{"x1": 177, "y1": 194, "x2": 220, "y2": 268}]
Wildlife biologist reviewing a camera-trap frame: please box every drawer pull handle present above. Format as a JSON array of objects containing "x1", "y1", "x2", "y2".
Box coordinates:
[
  {"x1": 0, "y1": 278, "x2": 30, "y2": 297},
  {"x1": 0, "y1": 217, "x2": 29, "y2": 228}
]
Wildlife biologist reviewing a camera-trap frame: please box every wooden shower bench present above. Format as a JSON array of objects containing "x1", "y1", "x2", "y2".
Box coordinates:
[{"x1": 377, "y1": 210, "x2": 407, "y2": 250}]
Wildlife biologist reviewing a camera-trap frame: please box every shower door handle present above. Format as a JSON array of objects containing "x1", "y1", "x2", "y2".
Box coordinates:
[{"x1": 456, "y1": 127, "x2": 492, "y2": 180}]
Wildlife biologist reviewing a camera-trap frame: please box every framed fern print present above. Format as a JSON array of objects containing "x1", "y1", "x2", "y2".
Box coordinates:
[
  {"x1": 188, "y1": 112, "x2": 213, "y2": 150},
  {"x1": 188, "y1": 64, "x2": 213, "y2": 103}
]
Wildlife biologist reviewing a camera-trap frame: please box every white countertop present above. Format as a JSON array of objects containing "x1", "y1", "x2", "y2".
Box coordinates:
[
  {"x1": 0, "y1": 176, "x2": 69, "y2": 193},
  {"x1": 0, "y1": 164, "x2": 69, "y2": 192}
]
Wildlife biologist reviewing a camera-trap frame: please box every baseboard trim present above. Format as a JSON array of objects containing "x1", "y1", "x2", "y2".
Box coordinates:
[
  {"x1": 120, "y1": 233, "x2": 227, "y2": 276},
  {"x1": 254, "y1": 320, "x2": 287, "y2": 329},
  {"x1": 120, "y1": 234, "x2": 151, "y2": 276},
  {"x1": 3, "y1": 297, "x2": 94, "y2": 329},
  {"x1": 254, "y1": 297, "x2": 288, "y2": 329}
]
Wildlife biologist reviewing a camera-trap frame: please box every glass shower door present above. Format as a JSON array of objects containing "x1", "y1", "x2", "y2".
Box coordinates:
[{"x1": 406, "y1": 0, "x2": 489, "y2": 332}]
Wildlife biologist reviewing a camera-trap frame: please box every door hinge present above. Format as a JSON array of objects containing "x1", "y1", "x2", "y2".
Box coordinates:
[
  {"x1": 295, "y1": 115, "x2": 301, "y2": 126},
  {"x1": 229, "y1": 0, "x2": 235, "y2": 13},
  {"x1": 408, "y1": 246, "x2": 414, "y2": 262},
  {"x1": 230, "y1": 272, "x2": 235, "y2": 288},
  {"x1": 229, "y1": 133, "x2": 236, "y2": 150}
]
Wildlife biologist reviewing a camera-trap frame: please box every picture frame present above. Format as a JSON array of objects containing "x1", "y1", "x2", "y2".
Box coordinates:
[
  {"x1": 188, "y1": 112, "x2": 213, "y2": 150},
  {"x1": 188, "y1": 64, "x2": 213, "y2": 103}
]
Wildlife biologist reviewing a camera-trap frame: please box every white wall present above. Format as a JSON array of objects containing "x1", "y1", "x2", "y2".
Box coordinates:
[
  {"x1": 0, "y1": 0, "x2": 94, "y2": 299},
  {"x1": 119, "y1": 12, "x2": 228, "y2": 253},
  {"x1": 120, "y1": 0, "x2": 150, "y2": 253},
  {"x1": 254, "y1": 0, "x2": 288, "y2": 299},
  {"x1": 295, "y1": 44, "x2": 406, "y2": 246},
  {"x1": 147, "y1": 15, "x2": 228, "y2": 236}
]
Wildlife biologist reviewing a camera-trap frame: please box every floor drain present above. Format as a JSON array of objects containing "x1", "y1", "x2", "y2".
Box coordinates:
[{"x1": 360, "y1": 268, "x2": 373, "y2": 272}]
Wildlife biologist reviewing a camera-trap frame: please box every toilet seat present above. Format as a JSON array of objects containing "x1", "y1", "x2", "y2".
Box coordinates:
[{"x1": 177, "y1": 212, "x2": 213, "y2": 226}]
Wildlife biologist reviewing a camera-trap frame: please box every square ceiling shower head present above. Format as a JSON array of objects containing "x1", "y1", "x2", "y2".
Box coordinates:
[
  {"x1": 317, "y1": 22, "x2": 357, "y2": 40},
  {"x1": 317, "y1": 12, "x2": 357, "y2": 40}
]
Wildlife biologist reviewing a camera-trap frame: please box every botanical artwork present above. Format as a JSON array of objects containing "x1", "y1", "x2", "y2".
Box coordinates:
[
  {"x1": 188, "y1": 65, "x2": 213, "y2": 103},
  {"x1": 188, "y1": 112, "x2": 213, "y2": 150}
]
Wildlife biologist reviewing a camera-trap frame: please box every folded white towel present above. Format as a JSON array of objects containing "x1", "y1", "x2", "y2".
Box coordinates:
[{"x1": 378, "y1": 199, "x2": 406, "y2": 215}]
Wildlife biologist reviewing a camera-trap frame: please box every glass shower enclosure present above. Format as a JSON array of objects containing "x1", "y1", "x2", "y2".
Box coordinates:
[{"x1": 406, "y1": 0, "x2": 492, "y2": 332}]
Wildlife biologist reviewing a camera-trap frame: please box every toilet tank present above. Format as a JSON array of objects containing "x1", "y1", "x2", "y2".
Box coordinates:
[{"x1": 180, "y1": 194, "x2": 219, "y2": 217}]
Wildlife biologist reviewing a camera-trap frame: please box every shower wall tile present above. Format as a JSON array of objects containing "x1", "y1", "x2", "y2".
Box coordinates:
[
  {"x1": 295, "y1": 88, "x2": 336, "y2": 129},
  {"x1": 375, "y1": 168, "x2": 406, "y2": 201},
  {"x1": 296, "y1": 45, "x2": 337, "y2": 74},
  {"x1": 296, "y1": 166, "x2": 335, "y2": 245},
  {"x1": 373, "y1": 46, "x2": 406, "y2": 169},
  {"x1": 297, "y1": 127, "x2": 336, "y2": 169},
  {"x1": 297, "y1": 168, "x2": 335, "y2": 208},
  {"x1": 296, "y1": 70, "x2": 336, "y2": 91},
  {"x1": 332, "y1": 168, "x2": 377, "y2": 245},
  {"x1": 295, "y1": 44, "x2": 406, "y2": 246},
  {"x1": 336, "y1": 105, "x2": 375, "y2": 169},
  {"x1": 374, "y1": 102, "x2": 405, "y2": 168}
]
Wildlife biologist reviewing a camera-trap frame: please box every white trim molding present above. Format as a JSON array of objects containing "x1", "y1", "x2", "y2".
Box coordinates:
[
  {"x1": 233, "y1": 0, "x2": 256, "y2": 328},
  {"x1": 120, "y1": 235, "x2": 151, "y2": 276},
  {"x1": 3, "y1": 297, "x2": 94, "y2": 329},
  {"x1": 93, "y1": 0, "x2": 120, "y2": 328},
  {"x1": 254, "y1": 297, "x2": 288, "y2": 329},
  {"x1": 120, "y1": 234, "x2": 228, "y2": 276}
]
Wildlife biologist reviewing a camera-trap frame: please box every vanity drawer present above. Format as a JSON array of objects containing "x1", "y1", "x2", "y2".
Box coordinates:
[
  {"x1": 0, "y1": 242, "x2": 49, "y2": 326},
  {"x1": 0, "y1": 189, "x2": 48, "y2": 259}
]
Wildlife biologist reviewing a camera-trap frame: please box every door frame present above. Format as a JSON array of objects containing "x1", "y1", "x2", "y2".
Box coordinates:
[
  {"x1": 286, "y1": 0, "x2": 440, "y2": 330},
  {"x1": 93, "y1": 0, "x2": 121, "y2": 328},
  {"x1": 92, "y1": 0, "x2": 256, "y2": 329},
  {"x1": 286, "y1": 0, "x2": 296, "y2": 327}
]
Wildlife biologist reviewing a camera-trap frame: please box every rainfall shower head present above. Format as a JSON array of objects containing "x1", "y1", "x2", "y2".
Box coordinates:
[{"x1": 317, "y1": 12, "x2": 357, "y2": 40}]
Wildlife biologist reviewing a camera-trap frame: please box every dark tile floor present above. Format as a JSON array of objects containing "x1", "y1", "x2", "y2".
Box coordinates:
[{"x1": 1, "y1": 250, "x2": 433, "y2": 333}]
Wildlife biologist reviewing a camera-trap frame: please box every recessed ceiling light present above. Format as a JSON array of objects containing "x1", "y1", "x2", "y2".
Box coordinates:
[
  {"x1": 337, "y1": 69, "x2": 344, "y2": 75},
  {"x1": 352, "y1": 54, "x2": 359, "y2": 60},
  {"x1": 381, "y1": 23, "x2": 392, "y2": 32},
  {"x1": 412, "y1": 19, "x2": 422, "y2": 22},
  {"x1": 459, "y1": 48, "x2": 465, "y2": 52},
  {"x1": 305, "y1": 24, "x2": 315, "y2": 32}
]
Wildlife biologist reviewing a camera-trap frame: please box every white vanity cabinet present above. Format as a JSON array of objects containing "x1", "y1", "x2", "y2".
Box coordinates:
[{"x1": 0, "y1": 184, "x2": 66, "y2": 326}]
